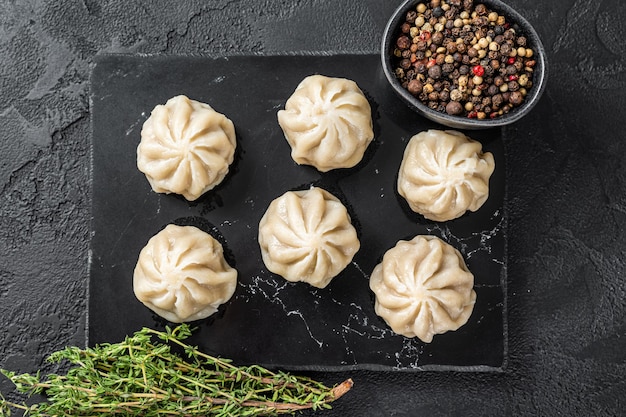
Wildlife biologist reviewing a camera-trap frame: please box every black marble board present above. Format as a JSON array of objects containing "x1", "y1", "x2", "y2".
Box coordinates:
[{"x1": 89, "y1": 54, "x2": 506, "y2": 371}]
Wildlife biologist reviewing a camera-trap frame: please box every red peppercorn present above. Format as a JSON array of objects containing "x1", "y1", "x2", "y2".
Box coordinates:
[
  {"x1": 507, "y1": 57, "x2": 516, "y2": 65},
  {"x1": 419, "y1": 31, "x2": 431, "y2": 41},
  {"x1": 490, "y1": 112, "x2": 499, "y2": 119},
  {"x1": 508, "y1": 74, "x2": 518, "y2": 81},
  {"x1": 426, "y1": 58, "x2": 437, "y2": 68},
  {"x1": 467, "y1": 111, "x2": 478, "y2": 118},
  {"x1": 472, "y1": 65, "x2": 485, "y2": 77}
]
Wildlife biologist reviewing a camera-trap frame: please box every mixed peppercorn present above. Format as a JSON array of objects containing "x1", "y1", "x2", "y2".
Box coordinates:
[{"x1": 391, "y1": 0, "x2": 536, "y2": 119}]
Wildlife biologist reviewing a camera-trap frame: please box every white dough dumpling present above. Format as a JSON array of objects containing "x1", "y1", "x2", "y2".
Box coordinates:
[
  {"x1": 133, "y1": 224, "x2": 237, "y2": 323},
  {"x1": 137, "y1": 95, "x2": 236, "y2": 201},
  {"x1": 258, "y1": 186, "x2": 360, "y2": 288},
  {"x1": 369, "y1": 235, "x2": 476, "y2": 343},
  {"x1": 277, "y1": 75, "x2": 374, "y2": 172},
  {"x1": 397, "y1": 129, "x2": 495, "y2": 222}
]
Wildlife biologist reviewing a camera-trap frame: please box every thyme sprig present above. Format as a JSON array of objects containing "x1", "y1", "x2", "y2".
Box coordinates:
[{"x1": 0, "y1": 325, "x2": 352, "y2": 416}]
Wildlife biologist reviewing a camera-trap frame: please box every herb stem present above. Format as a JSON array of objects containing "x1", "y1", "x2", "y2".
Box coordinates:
[{"x1": 0, "y1": 324, "x2": 352, "y2": 416}]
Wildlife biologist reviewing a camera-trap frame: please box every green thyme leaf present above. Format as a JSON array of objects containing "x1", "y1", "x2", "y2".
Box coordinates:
[{"x1": 0, "y1": 324, "x2": 352, "y2": 416}]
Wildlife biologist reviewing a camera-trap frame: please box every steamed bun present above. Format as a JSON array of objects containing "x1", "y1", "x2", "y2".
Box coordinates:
[
  {"x1": 258, "y1": 186, "x2": 360, "y2": 288},
  {"x1": 277, "y1": 75, "x2": 374, "y2": 172},
  {"x1": 369, "y1": 235, "x2": 476, "y2": 343},
  {"x1": 133, "y1": 224, "x2": 237, "y2": 323},
  {"x1": 137, "y1": 95, "x2": 236, "y2": 201},
  {"x1": 397, "y1": 129, "x2": 495, "y2": 222}
]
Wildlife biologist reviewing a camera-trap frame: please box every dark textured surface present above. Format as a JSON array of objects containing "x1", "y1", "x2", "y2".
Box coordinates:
[
  {"x1": 89, "y1": 54, "x2": 505, "y2": 372},
  {"x1": 1, "y1": 0, "x2": 625, "y2": 415}
]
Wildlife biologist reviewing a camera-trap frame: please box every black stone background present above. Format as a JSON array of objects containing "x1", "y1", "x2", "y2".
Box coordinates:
[{"x1": 1, "y1": 0, "x2": 625, "y2": 416}]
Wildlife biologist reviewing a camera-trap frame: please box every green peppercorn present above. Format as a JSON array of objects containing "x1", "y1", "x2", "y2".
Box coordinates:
[
  {"x1": 391, "y1": 0, "x2": 534, "y2": 119},
  {"x1": 518, "y1": 73, "x2": 529, "y2": 86},
  {"x1": 450, "y1": 89, "x2": 463, "y2": 101}
]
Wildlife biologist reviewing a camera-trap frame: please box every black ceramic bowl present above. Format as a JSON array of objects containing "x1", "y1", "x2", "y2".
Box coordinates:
[{"x1": 381, "y1": 0, "x2": 547, "y2": 130}]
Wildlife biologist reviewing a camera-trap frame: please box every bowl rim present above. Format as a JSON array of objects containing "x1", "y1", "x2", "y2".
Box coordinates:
[{"x1": 381, "y1": 0, "x2": 548, "y2": 129}]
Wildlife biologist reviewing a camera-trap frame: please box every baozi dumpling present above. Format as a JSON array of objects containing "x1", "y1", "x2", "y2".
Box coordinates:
[
  {"x1": 397, "y1": 129, "x2": 495, "y2": 222},
  {"x1": 133, "y1": 224, "x2": 237, "y2": 323},
  {"x1": 137, "y1": 95, "x2": 236, "y2": 201},
  {"x1": 258, "y1": 186, "x2": 360, "y2": 288},
  {"x1": 277, "y1": 75, "x2": 374, "y2": 172},
  {"x1": 369, "y1": 235, "x2": 476, "y2": 343}
]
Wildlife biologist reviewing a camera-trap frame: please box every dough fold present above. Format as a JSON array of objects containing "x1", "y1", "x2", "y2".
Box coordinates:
[
  {"x1": 134, "y1": 224, "x2": 237, "y2": 323},
  {"x1": 397, "y1": 129, "x2": 494, "y2": 221},
  {"x1": 278, "y1": 75, "x2": 374, "y2": 172},
  {"x1": 369, "y1": 235, "x2": 476, "y2": 342},
  {"x1": 258, "y1": 187, "x2": 360, "y2": 288},
  {"x1": 137, "y1": 95, "x2": 236, "y2": 201}
]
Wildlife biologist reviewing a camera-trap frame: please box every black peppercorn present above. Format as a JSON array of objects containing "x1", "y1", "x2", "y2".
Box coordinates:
[
  {"x1": 446, "y1": 100, "x2": 463, "y2": 115},
  {"x1": 407, "y1": 79, "x2": 423, "y2": 95},
  {"x1": 432, "y1": 31, "x2": 444, "y2": 45},
  {"x1": 500, "y1": 43, "x2": 512, "y2": 55},
  {"x1": 508, "y1": 80, "x2": 520, "y2": 91},
  {"x1": 390, "y1": 0, "x2": 535, "y2": 119},
  {"x1": 428, "y1": 65, "x2": 443, "y2": 79},
  {"x1": 475, "y1": 3, "x2": 487, "y2": 15},
  {"x1": 492, "y1": 94, "x2": 503, "y2": 109},
  {"x1": 487, "y1": 84, "x2": 499, "y2": 96},
  {"x1": 509, "y1": 91, "x2": 523, "y2": 105},
  {"x1": 397, "y1": 35, "x2": 411, "y2": 50},
  {"x1": 406, "y1": 10, "x2": 417, "y2": 24},
  {"x1": 415, "y1": 60, "x2": 427, "y2": 74}
]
